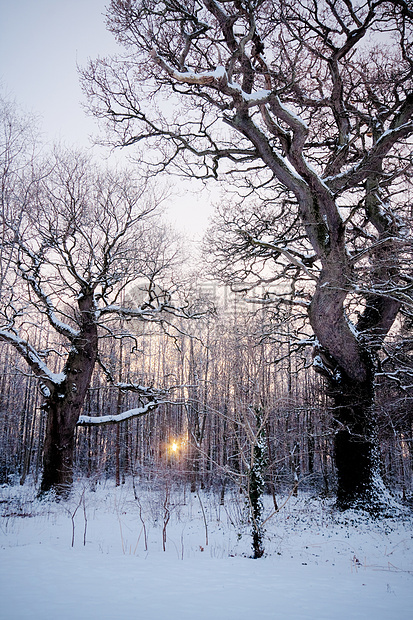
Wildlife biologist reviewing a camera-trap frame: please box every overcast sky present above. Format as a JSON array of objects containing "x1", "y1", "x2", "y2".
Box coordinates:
[
  {"x1": 0, "y1": 0, "x2": 119, "y2": 146},
  {"x1": 0, "y1": 0, "x2": 214, "y2": 238}
]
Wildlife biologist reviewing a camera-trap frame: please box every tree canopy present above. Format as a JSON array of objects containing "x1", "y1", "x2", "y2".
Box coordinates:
[{"x1": 80, "y1": 0, "x2": 413, "y2": 509}]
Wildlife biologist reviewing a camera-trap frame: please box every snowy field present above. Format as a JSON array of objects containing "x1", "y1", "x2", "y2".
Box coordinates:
[{"x1": 0, "y1": 479, "x2": 412, "y2": 620}]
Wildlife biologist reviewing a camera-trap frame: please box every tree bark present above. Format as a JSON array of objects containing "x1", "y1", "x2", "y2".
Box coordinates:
[
  {"x1": 40, "y1": 295, "x2": 98, "y2": 496},
  {"x1": 308, "y1": 259, "x2": 399, "y2": 510},
  {"x1": 40, "y1": 398, "x2": 78, "y2": 496},
  {"x1": 328, "y1": 365, "x2": 378, "y2": 510}
]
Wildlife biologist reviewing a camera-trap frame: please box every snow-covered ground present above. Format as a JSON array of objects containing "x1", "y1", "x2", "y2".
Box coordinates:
[{"x1": 0, "y1": 478, "x2": 412, "y2": 620}]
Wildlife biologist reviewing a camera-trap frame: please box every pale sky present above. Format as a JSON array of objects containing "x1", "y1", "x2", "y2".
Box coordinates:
[
  {"x1": 0, "y1": 0, "x2": 119, "y2": 146},
  {"x1": 0, "y1": 0, "x2": 213, "y2": 238}
]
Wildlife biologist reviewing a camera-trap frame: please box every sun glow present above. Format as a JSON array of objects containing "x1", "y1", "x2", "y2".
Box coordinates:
[{"x1": 167, "y1": 434, "x2": 188, "y2": 459}]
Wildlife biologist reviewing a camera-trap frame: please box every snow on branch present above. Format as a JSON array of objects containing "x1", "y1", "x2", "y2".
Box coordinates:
[
  {"x1": 99, "y1": 299, "x2": 206, "y2": 322},
  {"x1": 99, "y1": 303, "x2": 164, "y2": 319},
  {"x1": 0, "y1": 328, "x2": 65, "y2": 386},
  {"x1": 150, "y1": 49, "x2": 272, "y2": 108},
  {"x1": 238, "y1": 231, "x2": 319, "y2": 281},
  {"x1": 16, "y1": 246, "x2": 80, "y2": 341},
  {"x1": 77, "y1": 399, "x2": 162, "y2": 426},
  {"x1": 325, "y1": 121, "x2": 413, "y2": 192},
  {"x1": 115, "y1": 382, "x2": 167, "y2": 398}
]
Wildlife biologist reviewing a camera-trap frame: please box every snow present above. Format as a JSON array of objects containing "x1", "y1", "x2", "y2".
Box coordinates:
[
  {"x1": 150, "y1": 52, "x2": 227, "y2": 86},
  {"x1": 152, "y1": 50, "x2": 273, "y2": 107},
  {"x1": 48, "y1": 312, "x2": 80, "y2": 340},
  {"x1": 31, "y1": 361, "x2": 66, "y2": 386},
  {"x1": 115, "y1": 382, "x2": 160, "y2": 392},
  {"x1": 1, "y1": 480, "x2": 412, "y2": 620},
  {"x1": 225, "y1": 79, "x2": 272, "y2": 104},
  {"x1": 243, "y1": 88, "x2": 271, "y2": 102},
  {"x1": 275, "y1": 95, "x2": 309, "y2": 132},
  {"x1": 77, "y1": 402, "x2": 162, "y2": 425},
  {"x1": 0, "y1": 329, "x2": 67, "y2": 386}
]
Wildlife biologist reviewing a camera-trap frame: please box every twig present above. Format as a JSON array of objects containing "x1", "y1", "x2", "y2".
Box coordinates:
[{"x1": 196, "y1": 490, "x2": 209, "y2": 547}]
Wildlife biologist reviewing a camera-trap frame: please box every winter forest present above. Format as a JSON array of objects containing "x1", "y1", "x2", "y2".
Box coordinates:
[{"x1": 1, "y1": 1, "x2": 413, "y2": 618}]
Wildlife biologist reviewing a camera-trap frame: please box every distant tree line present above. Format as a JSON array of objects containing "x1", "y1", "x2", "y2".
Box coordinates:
[
  {"x1": 1, "y1": 0, "x2": 413, "y2": 514},
  {"x1": 1, "y1": 302, "x2": 411, "y2": 502}
]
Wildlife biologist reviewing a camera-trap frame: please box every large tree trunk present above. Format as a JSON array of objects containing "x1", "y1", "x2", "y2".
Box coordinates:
[
  {"x1": 328, "y1": 366, "x2": 378, "y2": 510},
  {"x1": 40, "y1": 295, "x2": 98, "y2": 496},
  {"x1": 40, "y1": 371, "x2": 96, "y2": 496},
  {"x1": 40, "y1": 398, "x2": 79, "y2": 496},
  {"x1": 310, "y1": 269, "x2": 398, "y2": 511}
]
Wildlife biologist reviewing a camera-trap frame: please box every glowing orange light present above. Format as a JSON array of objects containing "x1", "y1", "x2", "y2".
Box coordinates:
[{"x1": 171, "y1": 441, "x2": 178, "y2": 452}]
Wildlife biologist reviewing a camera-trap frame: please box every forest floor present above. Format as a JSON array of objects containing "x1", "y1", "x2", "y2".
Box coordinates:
[{"x1": 0, "y1": 477, "x2": 412, "y2": 619}]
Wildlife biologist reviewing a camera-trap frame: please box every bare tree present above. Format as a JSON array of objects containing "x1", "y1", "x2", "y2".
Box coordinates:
[
  {"x1": 82, "y1": 0, "x2": 413, "y2": 510},
  {"x1": 0, "y1": 146, "x2": 196, "y2": 495},
  {"x1": 0, "y1": 94, "x2": 39, "y2": 296}
]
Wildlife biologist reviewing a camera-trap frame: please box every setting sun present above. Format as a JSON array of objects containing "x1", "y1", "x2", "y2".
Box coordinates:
[{"x1": 171, "y1": 441, "x2": 178, "y2": 452}]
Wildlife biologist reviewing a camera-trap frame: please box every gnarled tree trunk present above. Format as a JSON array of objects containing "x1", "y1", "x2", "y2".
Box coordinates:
[
  {"x1": 329, "y1": 367, "x2": 377, "y2": 510},
  {"x1": 40, "y1": 398, "x2": 79, "y2": 496},
  {"x1": 310, "y1": 268, "x2": 399, "y2": 510},
  {"x1": 40, "y1": 295, "x2": 98, "y2": 496}
]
